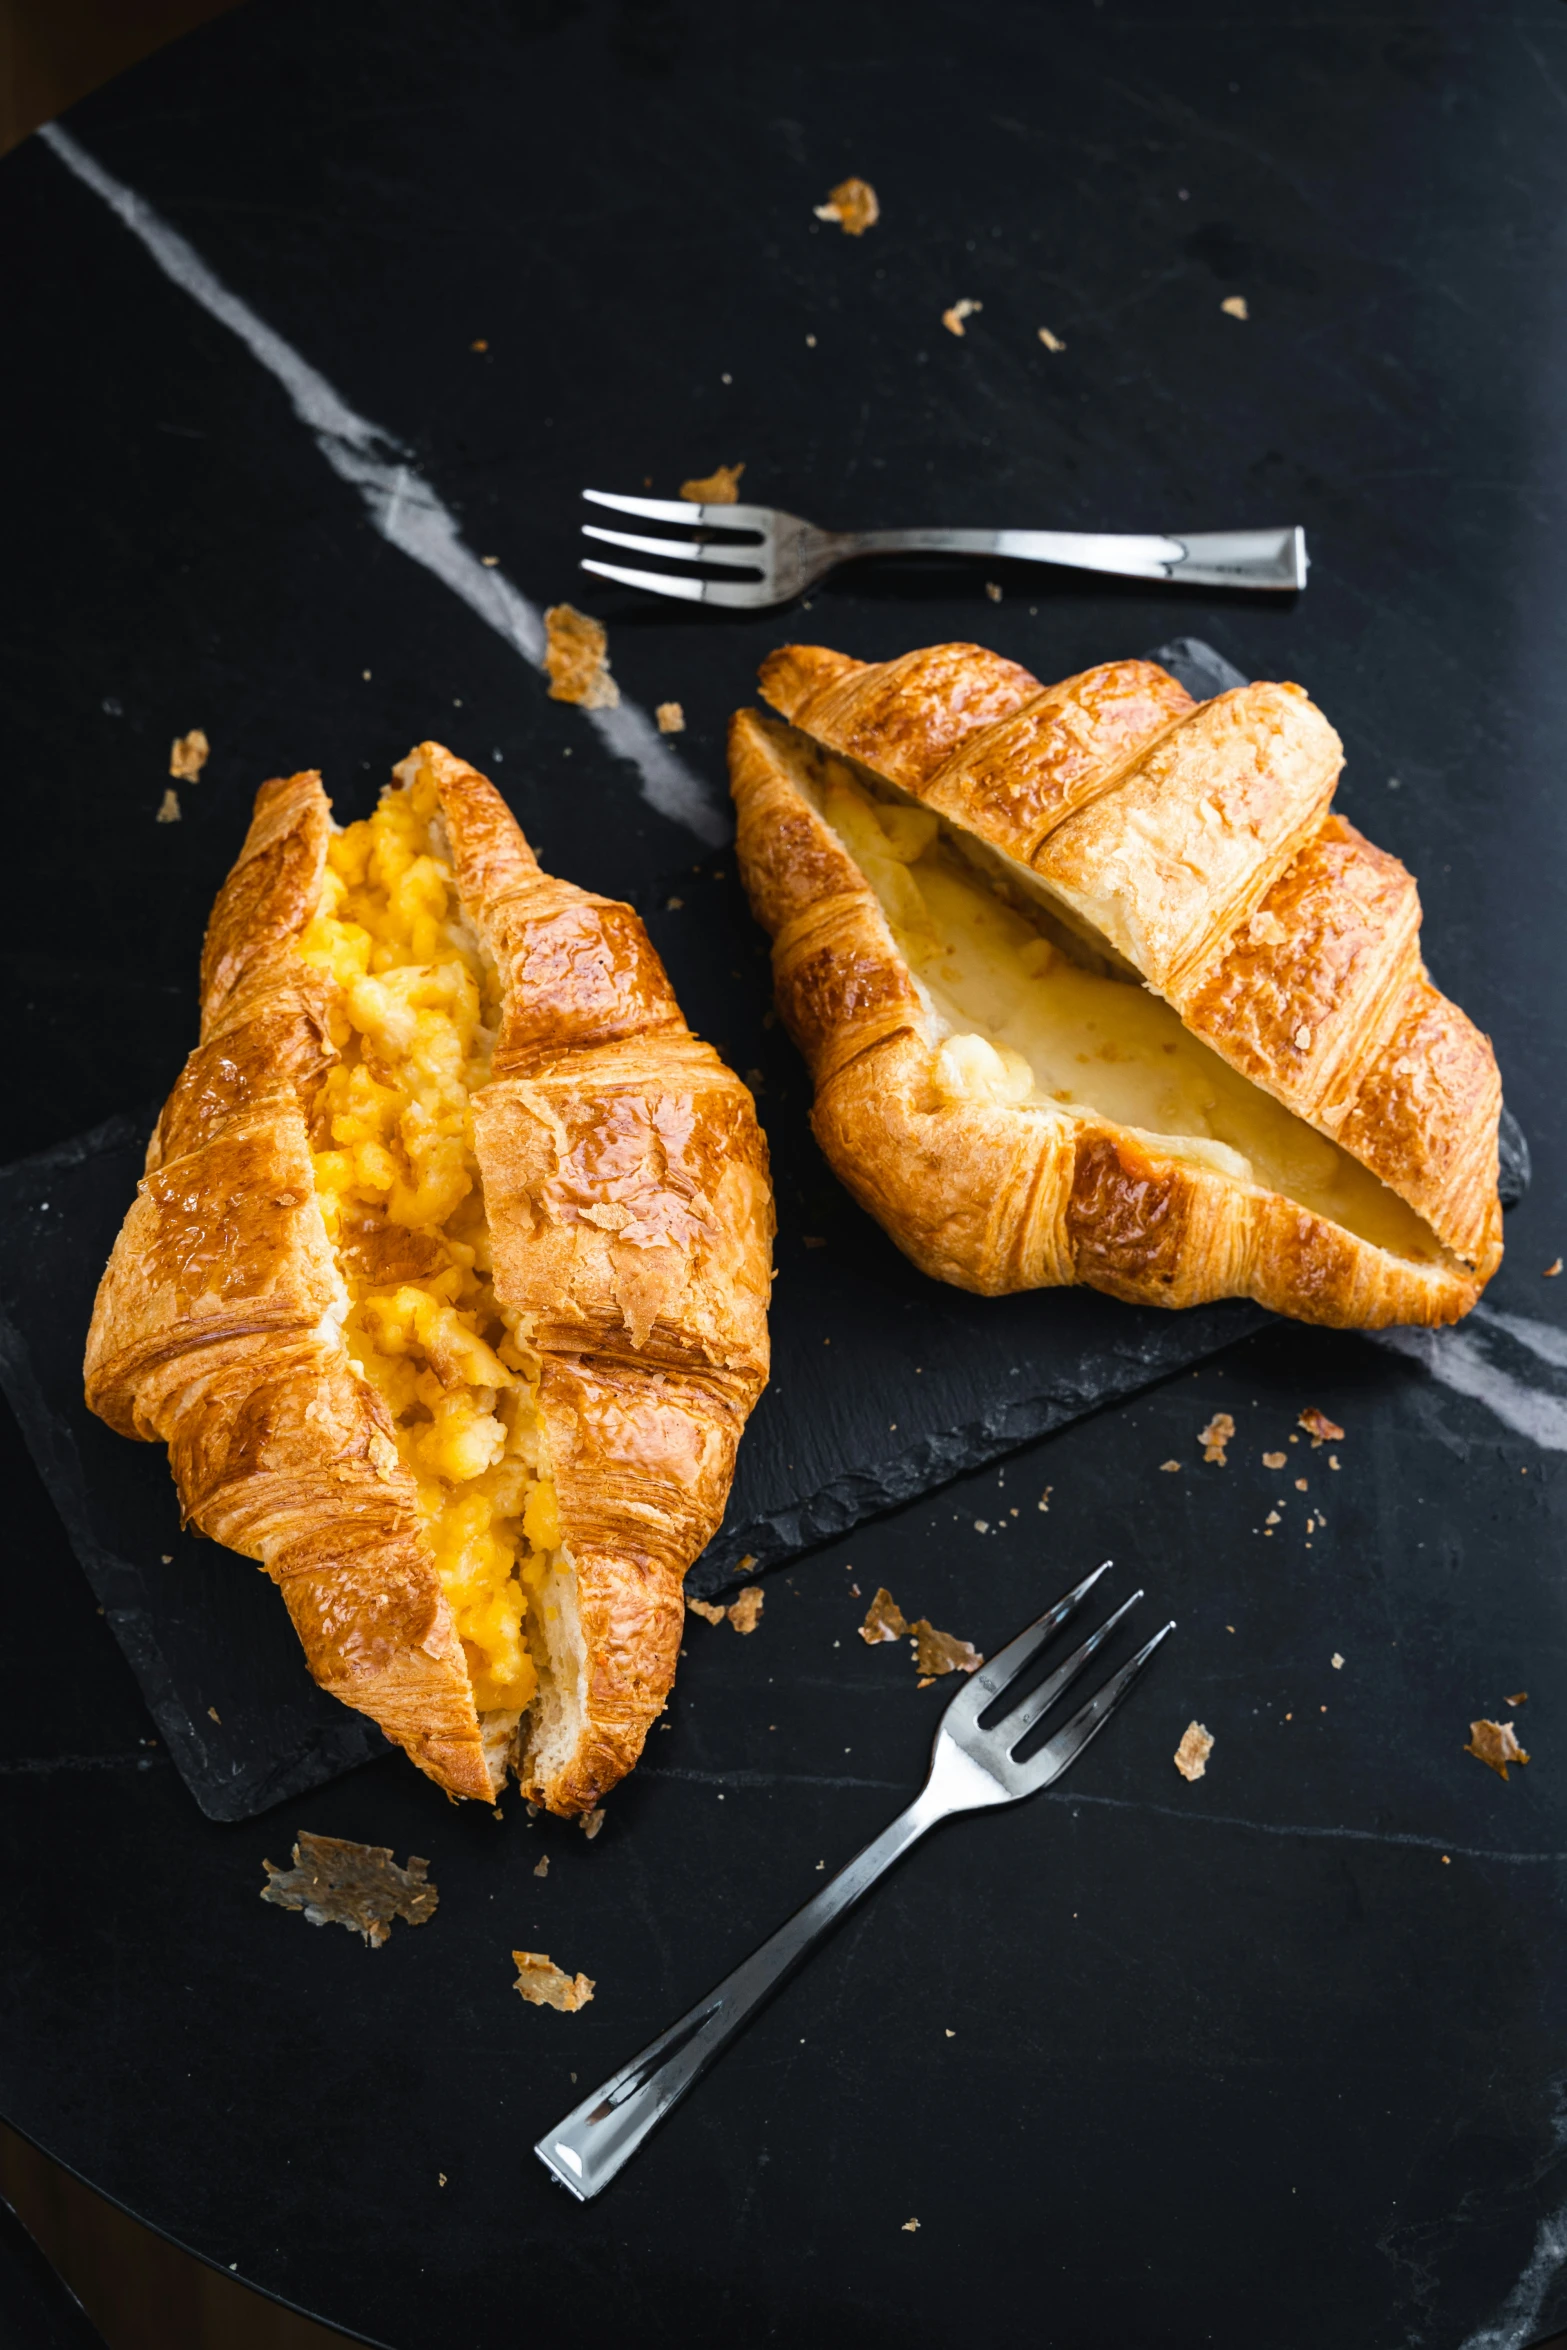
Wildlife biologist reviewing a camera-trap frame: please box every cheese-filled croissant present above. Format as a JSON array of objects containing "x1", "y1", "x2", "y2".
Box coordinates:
[
  {"x1": 731, "y1": 643, "x2": 1500, "y2": 1327},
  {"x1": 85, "y1": 745, "x2": 773, "y2": 1812}
]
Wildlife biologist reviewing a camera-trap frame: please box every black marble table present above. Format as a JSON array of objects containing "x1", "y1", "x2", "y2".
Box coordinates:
[{"x1": 4, "y1": 3, "x2": 1567, "y2": 2344}]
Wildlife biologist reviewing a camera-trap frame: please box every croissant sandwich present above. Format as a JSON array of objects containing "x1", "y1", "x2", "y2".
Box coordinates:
[
  {"x1": 85, "y1": 745, "x2": 773, "y2": 1813},
  {"x1": 731, "y1": 642, "x2": 1500, "y2": 1327}
]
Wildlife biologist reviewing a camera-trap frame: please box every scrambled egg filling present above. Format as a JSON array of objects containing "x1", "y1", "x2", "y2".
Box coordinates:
[
  {"x1": 819, "y1": 764, "x2": 1439, "y2": 1262},
  {"x1": 298, "y1": 768, "x2": 558, "y2": 1715}
]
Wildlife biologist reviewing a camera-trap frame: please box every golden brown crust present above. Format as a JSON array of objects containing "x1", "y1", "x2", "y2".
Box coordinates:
[
  {"x1": 85, "y1": 746, "x2": 774, "y2": 1817},
  {"x1": 753, "y1": 646, "x2": 1502, "y2": 1280},
  {"x1": 731, "y1": 704, "x2": 1488, "y2": 1328}
]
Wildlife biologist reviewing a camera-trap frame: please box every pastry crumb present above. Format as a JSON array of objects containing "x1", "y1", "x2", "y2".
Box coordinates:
[
  {"x1": 736, "y1": 1554, "x2": 759, "y2": 1574},
  {"x1": 577, "y1": 1808, "x2": 606, "y2": 1841},
  {"x1": 512, "y1": 1951, "x2": 595, "y2": 2012},
  {"x1": 543, "y1": 603, "x2": 620, "y2": 708},
  {"x1": 655, "y1": 701, "x2": 686, "y2": 734},
  {"x1": 860, "y1": 1587, "x2": 909, "y2": 1644},
  {"x1": 1160, "y1": 1459, "x2": 1182, "y2": 1473},
  {"x1": 1294, "y1": 1477, "x2": 1308, "y2": 1492},
  {"x1": 1199, "y1": 1412, "x2": 1235, "y2": 1465},
  {"x1": 1507, "y1": 1691, "x2": 1528, "y2": 1707},
  {"x1": 1299, "y1": 1407, "x2": 1344, "y2": 1447},
  {"x1": 1037, "y1": 325, "x2": 1066, "y2": 351},
  {"x1": 728, "y1": 1586, "x2": 765, "y2": 1635},
  {"x1": 942, "y1": 297, "x2": 981, "y2": 336},
  {"x1": 470, "y1": 337, "x2": 488, "y2": 351},
  {"x1": 156, "y1": 787, "x2": 181, "y2": 823},
  {"x1": 533, "y1": 1855, "x2": 549, "y2": 1878},
  {"x1": 206, "y1": 1705, "x2": 221, "y2": 1724},
  {"x1": 1264, "y1": 1509, "x2": 1280, "y2": 1527},
  {"x1": 680, "y1": 462, "x2": 745, "y2": 504},
  {"x1": 902, "y1": 2216, "x2": 920, "y2": 2233},
  {"x1": 687, "y1": 1596, "x2": 727, "y2": 1625},
  {"x1": 1262, "y1": 1450, "x2": 1286, "y2": 1469},
  {"x1": 985, "y1": 581, "x2": 1002, "y2": 602},
  {"x1": 1331, "y1": 1653, "x2": 1344, "y2": 1670},
  {"x1": 909, "y1": 1619, "x2": 982, "y2": 1677},
  {"x1": 260, "y1": 1832, "x2": 436, "y2": 1948},
  {"x1": 1038, "y1": 1487, "x2": 1052, "y2": 1509},
  {"x1": 1546, "y1": 1258, "x2": 1562, "y2": 1277},
  {"x1": 169, "y1": 728, "x2": 209, "y2": 781},
  {"x1": 1221, "y1": 294, "x2": 1249, "y2": 319},
  {"x1": 1465, "y1": 1719, "x2": 1530, "y2": 1781},
  {"x1": 1174, "y1": 1722, "x2": 1214, "y2": 1781},
  {"x1": 814, "y1": 176, "x2": 879, "y2": 235}
]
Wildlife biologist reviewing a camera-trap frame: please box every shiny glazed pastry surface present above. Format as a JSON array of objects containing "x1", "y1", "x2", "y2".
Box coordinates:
[
  {"x1": 731, "y1": 644, "x2": 1501, "y2": 1327},
  {"x1": 84, "y1": 745, "x2": 773, "y2": 1812}
]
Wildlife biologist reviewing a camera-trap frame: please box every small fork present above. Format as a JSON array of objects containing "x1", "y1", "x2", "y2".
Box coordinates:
[
  {"x1": 581, "y1": 488, "x2": 1307, "y2": 605},
  {"x1": 535, "y1": 1562, "x2": 1172, "y2": 2200}
]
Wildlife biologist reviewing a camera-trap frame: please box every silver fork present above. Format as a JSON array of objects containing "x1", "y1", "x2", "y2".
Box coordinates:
[
  {"x1": 535, "y1": 1562, "x2": 1172, "y2": 2200},
  {"x1": 581, "y1": 488, "x2": 1307, "y2": 605}
]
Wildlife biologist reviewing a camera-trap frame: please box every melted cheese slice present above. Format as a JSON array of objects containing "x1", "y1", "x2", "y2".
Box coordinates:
[
  {"x1": 817, "y1": 765, "x2": 1440, "y2": 1264},
  {"x1": 297, "y1": 767, "x2": 557, "y2": 1715}
]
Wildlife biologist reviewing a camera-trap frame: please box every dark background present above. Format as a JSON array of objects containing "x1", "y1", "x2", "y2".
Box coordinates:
[{"x1": 3, "y1": 3, "x2": 1567, "y2": 2346}]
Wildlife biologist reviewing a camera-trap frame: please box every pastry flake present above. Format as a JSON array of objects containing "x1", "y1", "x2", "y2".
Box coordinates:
[
  {"x1": 260, "y1": 1832, "x2": 436, "y2": 1947},
  {"x1": 85, "y1": 744, "x2": 774, "y2": 1817},
  {"x1": 170, "y1": 728, "x2": 209, "y2": 781},
  {"x1": 513, "y1": 1951, "x2": 595, "y2": 2011},
  {"x1": 814, "y1": 177, "x2": 879, "y2": 235},
  {"x1": 909, "y1": 1619, "x2": 982, "y2": 1676},
  {"x1": 1199, "y1": 1413, "x2": 1235, "y2": 1465},
  {"x1": 680, "y1": 463, "x2": 744, "y2": 505},
  {"x1": 728, "y1": 638, "x2": 1501, "y2": 1329},
  {"x1": 1173, "y1": 1722, "x2": 1213, "y2": 1781},
  {"x1": 859, "y1": 1587, "x2": 908, "y2": 1643},
  {"x1": 543, "y1": 604, "x2": 620, "y2": 707},
  {"x1": 1299, "y1": 1407, "x2": 1344, "y2": 1446},
  {"x1": 1465, "y1": 1719, "x2": 1529, "y2": 1780}
]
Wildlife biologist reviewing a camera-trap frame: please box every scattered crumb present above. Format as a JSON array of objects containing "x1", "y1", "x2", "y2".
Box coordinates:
[
  {"x1": 814, "y1": 176, "x2": 879, "y2": 235},
  {"x1": 471, "y1": 337, "x2": 488, "y2": 352},
  {"x1": 902, "y1": 2217, "x2": 920, "y2": 2233},
  {"x1": 665, "y1": 895, "x2": 684, "y2": 910},
  {"x1": 680, "y1": 462, "x2": 745, "y2": 504},
  {"x1": 1328, "y1": 1452, "x2": 1341, "y2": 1471},
  {"x1": 973, "y1": 1518, "x2": 990, "y2": 1533},
  {"x1": 156, "y1": 788, "x2": 181, "y2": 823},
  {"x1": 942, "y1": 297, "x2": 982, "y2": 337},
  {"x1": 1199, "y1": 1411, "x2": 1235, "y2": 1465},
  {"x1": 728, "y1": 1586, "x2": 765, "y2": 1635},
  {"x1": 169, "y1": 728, "x2": 209, "y2": 781},
  {"x1": 543, "y1": 603, "x2": 620, "y2": 708},
  {"x1": 984, "y1": 581, "x2": 1003, "y2": 602},
  {"x1": 1264, "y1": 1510, "x2": 1280, "y2": 1527},
  {"x1": 161, "y1": 1554, "x2": 172, "y2": 1564},
  {"x1": 1465, "y1": 1719, "x2": 1530, "y2": 1781},
  {"x1": 1331, "y1": 1653, "x2": 1344, "y2": 1670},
  {"x1": 512, "y1": 1952, "x2": 594, "y2": 2012},
  {"x1": 1547, "y1": 1259, "x2": 1563, "y2": 1278},
  {"x1": 438, "y1": 2172, "x2": 447, "y2": 2185},
  {"x1": 860, "y1": 1587, "x2": 909, "y2": 1644},
  {"x1": 1174, "y1": 1722, "x2": 1214, "y2": 1782},
  {"x1": 533, "y1": 1855, "x2": 549, "y2": 1878},
  {"x1": 1262, "y1": 1451, "x2": 1287, "y2": 1469},
  {"x1": 1037, "y1": 325, "x2": 1066, "y2": 351},
  {"x1": 655, "y1": 700, "x2": 686, "y2": 734},
  {"x1": 1294, "y1": 1477, "x2": 1308, "y2": 1492},
  {"x1": 206, "y1": 1705, "x2": 221, "y2": 1724},
  {"x1": 1507, "y1": 1691, "x2": 1529, "y2": 1707},
  {"x1": 260, "y1": 1832, "x2": 436, "y2": 1948},
  {"x1": 687, "y1": 1596, "x2": 727, "y2": 1625},
  {"x1": 1221, "y1": 294, "x2": 1249, "y2": 319},
  {"x1": 909, "y1": 1620, "x2": 982, "y2": 1677},
  {"x1": 1160, "y1": 1459, "x2": 1182, "y2": 1473},
  {"x1": 1299, "y1": 1407, "x2": 1344, "y2": 1446},
  {"x1": 736, "y1": 1554, "x2": 759, "y2": 1575},
  {"x1": 577, "y1": 1808, "x2": 606, "y2": 1842},
  {"x1": 1038, "y1": 1487, "x2": 1052, "y2": 1510}
]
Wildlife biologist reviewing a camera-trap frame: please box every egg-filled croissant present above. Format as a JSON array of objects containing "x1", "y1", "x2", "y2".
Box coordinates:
[
  {"x1": 85, "y1": 745, "x2": 773, "y2": 1812},
  {"x1": 731, "y1": 643, "x2": 1499, "y2": 1326}
]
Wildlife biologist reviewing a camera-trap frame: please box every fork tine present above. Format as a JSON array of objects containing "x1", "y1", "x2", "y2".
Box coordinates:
[
  {"x1": 1019, "y1": 1621, "x2": 1176, "y2": 1792},
  {"x1": 582, "y1": 488, "x2": 700, "y2": 523},
  {"x1": 996, "y1": 1590, "x2": 1143, "y2": 1751},
  {"x1": 581, "y1": 524, "x2": 765, "y2": 570},
  {"x1": 579, "y1": 558, "x2": 767, "y2": 609},
  {"x1": 940, "y1": 1562, "x2": 1112, "y2": 1734}
]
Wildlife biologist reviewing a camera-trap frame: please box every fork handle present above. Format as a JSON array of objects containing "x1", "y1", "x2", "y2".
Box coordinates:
[
  {"x1": 841, "y1": 524, "x2": 1306, "y2": 592},
  {"x1": 534, "y1": 1784, "x2": 946, "y2": 2201}
]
